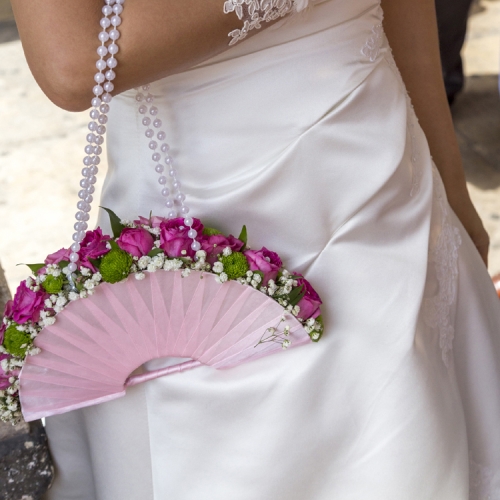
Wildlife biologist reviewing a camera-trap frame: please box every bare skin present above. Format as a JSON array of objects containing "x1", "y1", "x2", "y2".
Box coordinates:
[{"x1": 11, "y1": 0, "x2": 489, "y2": 265}]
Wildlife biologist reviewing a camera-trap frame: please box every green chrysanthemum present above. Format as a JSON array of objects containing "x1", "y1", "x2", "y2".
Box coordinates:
[
  {"x1": 100, "y1": 248, "x2": 133, "y2": 284},
  {"x1": 42, "y1": 274, "x2": 64, "y2": 294},
  {"x1": 203, "y1": 227, "x2": 222, "y2": 236},
  {"x1": 3, "y1": 325, "x2": 31, "y2": 357},
  {"x1": 219, "y1": 252, "x2": 249, "y2": 280}
]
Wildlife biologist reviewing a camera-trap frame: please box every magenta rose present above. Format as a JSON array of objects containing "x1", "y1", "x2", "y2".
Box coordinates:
[
  {"x1": 11, "y1": 281, "x2": 48, "y2": 324},
  {"x1": 0, "y1": 353, "x2": 12, "y2": 390},
  {"x1": 117, "y1": 227, "x2": 155, "y2": 257},
  {"x1": 159, "y1": 218, "x2": 204, "y2": 258},
  {"x1": 78, "y1": 228, "x2": 111, "y2": 271},
  {"x1": 3, "y1": 299, "x2": 13, "y2": 320},
  {"x1": 296, "y1": 276, "x2": 322, "y2": 320},
  {"x1": 45, "y1": 247, "x2": 71, "y2": 265},
  {"x1": 134, "y1": 215, "x2": 168, "y2": 228},
  {"x1": 244, "y1": 247, "x2": 282, "y2": 285},
  {"x1": 200, "y1": 234, "x2": 245, "y2": 264},
  {"x1": 0, "y1": 322, "x2": 6, "y2": 345}
]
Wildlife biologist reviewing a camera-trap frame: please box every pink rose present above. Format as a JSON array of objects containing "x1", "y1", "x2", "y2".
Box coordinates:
[
  {"x1": 134, "y1": 215, "x2": 168, "y2": 228},
  {"x1": 11, "y1": 281, "x2": 48, "y2": 324},
  {"x1": 296, "y1": 276, "x2": 322, "y2": 320},
  {"x1": 244, "y1": 247, "x2": 282, "y2": 285},
  {"x1": 117, "y1": 227, "x2": 155, "y2": 257},
  {"x1": 0, "y1": 322, "x2": 6, "y2": 345},
  {"x1": 159, "y1": 218, "x2": 204, "y2": 258},
  {"x1": 0, "y1": 353, "x2": 12, "y2": 390},
  {"x1": 200, "y1": 234, "x2": 244, "y2": 264},
  {"x1": 78, "y1": 228, "x2": 111, "y2": 271},
  {"x1": 45, "y1": 247, "x2": 71, "y2": 265},
  {"x1": 3, "y1": 299, "x2": 13, "y2": 320}
]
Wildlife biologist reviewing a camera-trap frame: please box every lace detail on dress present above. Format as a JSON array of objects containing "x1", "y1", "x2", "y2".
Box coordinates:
[
  {"x1": 407, "y1": 98, "x2": 421, "y2": 197},
  {"x1": 422, "y1": 169, "x2": 462, "y2": 368},
  {"x1": 361, "y1": 24, "x2": 383, "y2": 62},
  {"x1": 224, "y1": 0, "x2": 300, "y2": 46},
  {"x1": 470, "y1": 459, "x2": 495, "y2": 500}
]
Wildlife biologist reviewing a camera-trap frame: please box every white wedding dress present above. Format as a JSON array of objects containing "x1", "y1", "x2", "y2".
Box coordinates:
[{"x1": 43, "y1": 1, "x2": 500, "y2": 498}]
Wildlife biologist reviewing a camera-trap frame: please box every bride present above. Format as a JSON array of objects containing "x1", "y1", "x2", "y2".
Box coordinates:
[{"x1": 11, "y1": 0, "x2": 500, "y2": 498}]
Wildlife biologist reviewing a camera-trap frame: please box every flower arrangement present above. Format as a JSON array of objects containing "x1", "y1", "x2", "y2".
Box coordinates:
[{"x1": 0, "y1": 209, "x2": 323, "y2": 423}]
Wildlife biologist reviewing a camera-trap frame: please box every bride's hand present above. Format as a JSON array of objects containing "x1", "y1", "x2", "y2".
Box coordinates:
[{"x1": 447, "y1": 190, "x2": 490, "y2": 267}]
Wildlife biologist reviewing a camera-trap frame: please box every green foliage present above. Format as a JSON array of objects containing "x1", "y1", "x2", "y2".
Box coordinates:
[
  {"x1": 219, "y1": 252, "x2": 250, "y2": 280},
  {"x1": 203, "y1": 227, "x2": 222, "y2": 236},
  {"x1": 100, "y1": 248, "x2": 133, "y2": 284},
  {"x1": 19, "y1": 263, "x2": 45, "y2": 274},
  {"x1": 237, "y1": 225, "x2": 248, "y2": 246},
  {"x1": 3, "y1": 325, "x2": 31, "y2": 357},
  {"x1": 100, "y1": 207, "x2": 125, "y2": 238}
]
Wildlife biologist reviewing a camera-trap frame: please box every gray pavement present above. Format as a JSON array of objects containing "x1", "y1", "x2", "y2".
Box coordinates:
[{"x1": 0, "y1": 0, "x2": 499, "y2": 292}]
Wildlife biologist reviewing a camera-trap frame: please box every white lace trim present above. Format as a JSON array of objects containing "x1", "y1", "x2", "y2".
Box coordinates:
[
  {"x1": 422, "y1": 169, "x2": 462, "y2": 367},
  {"x1": 407, "y1": 98, "x2": 421, "y2": 197},
  {"x1": 223, "y1": 0, "x2": 300, "y2": 46},
  {"x1": 470, "y1": 459, "x2": 495, "y2": 500},
  {"x1": 361, "y1": 24, "x2": 384, "y2": 62}
]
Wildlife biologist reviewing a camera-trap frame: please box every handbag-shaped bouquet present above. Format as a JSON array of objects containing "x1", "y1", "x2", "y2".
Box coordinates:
[{"x1": 0, "y1": 0, "x2": 324, "y2": 424}]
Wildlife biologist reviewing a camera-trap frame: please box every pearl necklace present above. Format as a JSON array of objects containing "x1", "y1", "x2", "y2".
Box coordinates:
[{"x1": 65, "y1": 0, "x2": 199, "y2": 281}]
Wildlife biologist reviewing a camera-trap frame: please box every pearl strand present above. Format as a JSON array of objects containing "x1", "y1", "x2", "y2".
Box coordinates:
[
  {"x1": 66, "y1": 0, "x2": 125, "y2": 275},
  {"x1": 135, "y1": 88, "x2": 201, "y2": 252}
]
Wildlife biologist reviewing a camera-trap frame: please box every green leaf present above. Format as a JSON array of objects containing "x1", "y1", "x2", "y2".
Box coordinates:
[
  {"x1": 203, "y1": 227, "x2": 222, "y2": 236},
  {"x1": 88, "y1": 258, "x2": 101, "y2": 271},
  {"x1": 58, "y1": 260, "x2": 69, "y2": 270},
  {"x1": 108, "y1": 239, "x2": 120, "y2": 251},
  {"x1": 100, "y1": 207, "x2": 126, "y2": 238},
  {"x1": 238, "y1": 225, "x2": 247, "y2": 246},
  {"x1": 18, "y1": 263, "x2": 45, "y2": 274},
  {"x1": 288, "y1": 285, "x2": 306, "y2": 307},
  {"x1": 148, "y1": 248, "x2": 164, "y2": 257}
]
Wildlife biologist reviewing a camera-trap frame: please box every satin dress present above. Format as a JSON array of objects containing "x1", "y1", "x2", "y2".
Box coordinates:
[{"x1": 44, "y1": 1, "x2": 500, "y2": 498}]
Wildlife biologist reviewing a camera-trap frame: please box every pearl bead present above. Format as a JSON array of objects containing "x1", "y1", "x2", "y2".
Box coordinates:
[
  {"x1": 188, "y1": 229, "x2": 197, "y2": 238},
  {"x1": 72, "y1": 231, "x2": 83, "y2": 242},
  {"x1": 97, "y1": 45, "x2": 108, "y2": 57},
  {"x1": 98, "y1": 30, "x2": 110, "y2": 42},
  {"x1": 87, "y1": 133, "x2": 96, "y2": 143},
  {"x1": 149, "y1": 141, "x2": 157, "y2": 150},
  {"x1": 116, "y1": 0, "x2": 125, "y2": 4},
  {"x1": 82, "y1": 213, "x2": 90, "y2": 222},
  {"x1": 142, "y1": 84, "x2": 150, "y2": 91},
  {"x1": 71, "y1": 243, "x2": 81, "y2": 253},
  {"x1": 88, "y1": 121, "x2": 97, "y2": 131},
  {"x1": 136, "y1": 93, "x2": 144, "y2": 102},
  {"x1": 111, "y1": 15, "x2": 121, "y2": 26},
  {"x1": 100, "y1": 17, "x2": 111, "y2": 29},
  {"x1": 158, "y1": 176, "x2": 167, "y2": 185},
  {"x1": 142, "y1": 117, "x2": 151, "y2": 126},
  {"x1": 176, "y1": 193, "x2": 186, "y2": 202},
  {"x1": 83, "y1": 157, "x2": 93, "y2": 167},
  {"x1": 82, "y1": 167, "x2": 90, "y2": 177},
  {"x1": 96, "y1": 125, "x2": 106, "y2": 135},
  {"x1": 98, "y1": 114, "x2": 108, "y2": 124},
  {"x1": 85, "y1": 194, "x2": 94, "y2": 204},
  {"x1": 138, "y1": 105, "x2": 147, "y2": 114},
  {"x1": 77, "y1": 200, "x2": 88, "y2": 211},
  {"x1": 157, "y1": 131, "x2": 166, "y2": 141},
  {"x1": 153, "y1": 119, "x2": 162, "y2": 128},
  {"x1": 155, "y1": 164, "x2": 164, "y2": 173},
  {"x1": 102, "y1": 5, "x2": 113, "y2": 16},
  {"x1": 96, "y1": 59, "x2": 107, "y2": 71},
  {"x1": 168, "y1": 168, "x2": 176, "y2": 176},
  {"x1": 85, "y1": 145, "x2": 94, "y2": 154},
  {"x1": 94, "y1": 146, "x2": 103, "y2": 155},
  {"x1": 109, "y1": 29, "x2": 120, "y2": 40},
  {"x1": 103, "y1": 81, "x2": 114, "y2": 92},
  {"x1": 93, "y1": 85, "x2": 104, "y2": 96},
  {"x1": 80, "y1": 179, "x2": 90, "y2": 188},
  {"x1": 145, "y1": 129, "x2": 154, "y2": 138},
  {"x1": 86, "y1": 185, "x2": 96, "y2": 194},
  {"x1": 90, "y1": 109, "x2": 100, "y2": 120},
  {"x1": 88, "y1": 176, "x2": 97, "y2": 185},
  {"x1": 105, "y1": 0, "x2": 116, "y2": 5},
  {"x1": 191, "y1": 241, "x2": 201, "y2": 251},
  {"x1": 68, "y1": 263, "x2": 77, "y2": 273},
  {"x1": 161, "y1": 143, "x2": 170, "y2": 152},
  {"x1": 70, "y1": 252, "x2": 80, "y2": 263},
  {"x1": 113, "y1": 4, "x2": 123, "y2": 14},
  {"x1": 90, "y1": 165, "x2": 99, "y2": 175},
  {"x1": 165, "y1": 200, "x2": 174, "y2": 208},
  {"x1": 161, "y1": 188, "x2": 170, "y2": 196},
  {"x1": 94, "y1": 72, "x2": 105, "y2": 84},
  {"x1": 78, "y1": 190, "x2": 87, "y2": 199},
  {"x1": 165, "y1": 156, "x2": 174, "y2": 165},
  {"x1": 95, "y1": 135, "x2": 104, "y2": 145},
  {"x1": 184, "y1": 217, "x2": 193, "y2": 227},
  {"x1": 75, "y1": 211, "x2": 85, "y2": 221},
  {"x1": 81, "y1": 222, "x2": 89, "y2": 231},
  {"x1": 181, "y1": 206, "x2": 190, "y2": 215},
  {"x1": 149, "y1": 106, "x2": 158, "y2": 116},
  {"x1": 106, "y1": 57, "x2": 117, "y2": 69},
  {"x1": 173, "y1": 181, "x2": 181, "y2": 189},
  {"x1": 152, "y1": 153, "x2": 161, "y2": 162},
  {"x1": 168, "y1": 210, "x2": 177, "y2": 218},
  {"x1": 105, "y1": 69, "x2": 116, "y2": 81},
  {"x1": 108, "y1": 43, "x2": 119, "y2": 55}
]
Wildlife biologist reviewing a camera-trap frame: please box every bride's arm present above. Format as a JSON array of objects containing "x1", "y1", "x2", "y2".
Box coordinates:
[
  {"x1": 10, "y1": 0, "x2": 253, "y2": 112},
  {"x1": 381, "y1": 0, "x2": 489, "y2": 265}
]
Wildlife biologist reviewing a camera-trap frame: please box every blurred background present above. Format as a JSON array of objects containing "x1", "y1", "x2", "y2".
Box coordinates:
[{"x1": 0, "y1": 0, "x2": 499, "y2": 293}]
